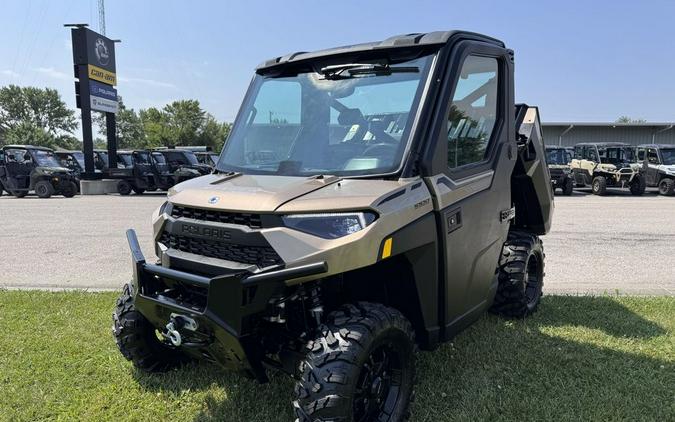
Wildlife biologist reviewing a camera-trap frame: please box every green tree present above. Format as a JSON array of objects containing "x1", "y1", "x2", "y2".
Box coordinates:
[
  {"x1": 616, "y1": 116, "x2": 647, "y2": 124},
  {"x1": 163, "y1": 100, "x2": 205, "y2": 145},
  {"x1": 0, "y1": 85, "x2": 77, "y2": 147}
]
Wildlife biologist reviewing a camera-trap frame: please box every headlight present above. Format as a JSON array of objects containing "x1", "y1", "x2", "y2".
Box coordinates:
[{"x1": 282, "y1": 212, "x2": 377, "y2": 239}]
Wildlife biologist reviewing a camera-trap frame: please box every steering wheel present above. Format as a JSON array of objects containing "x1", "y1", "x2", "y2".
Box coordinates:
[{"x1": 363, "y1": 143, "x2": 398, "y2": 157}]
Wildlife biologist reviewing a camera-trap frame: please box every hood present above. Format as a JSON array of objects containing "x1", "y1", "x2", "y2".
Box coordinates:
[{"x1": 168, "y1": 174, "x2": 408, "y2": 213}]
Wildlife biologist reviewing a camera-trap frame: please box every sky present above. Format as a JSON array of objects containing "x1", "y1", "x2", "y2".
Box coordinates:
[{"x1": 0, "y1": 0, "x2": 674, "y2": 126}]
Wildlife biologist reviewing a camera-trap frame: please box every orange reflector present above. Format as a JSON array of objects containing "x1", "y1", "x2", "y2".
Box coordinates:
[{"x1": 382, "y1": 238, "x2": 393, "y2": 259}]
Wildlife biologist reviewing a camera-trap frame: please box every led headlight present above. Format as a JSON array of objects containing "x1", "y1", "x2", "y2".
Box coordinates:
[{"x1": 282, "y1": 212, "x2": 377, "y2": 239}]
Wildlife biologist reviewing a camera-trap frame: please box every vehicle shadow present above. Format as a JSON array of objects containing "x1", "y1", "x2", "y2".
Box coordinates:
[{"x1": 131, "y1": 296, "x2": 672, "y2": 421}]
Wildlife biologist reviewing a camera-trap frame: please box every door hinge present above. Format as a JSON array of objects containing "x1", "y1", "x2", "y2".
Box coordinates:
[{"x1": 500, "y1": 207, "x2": 515, "y2": 223}]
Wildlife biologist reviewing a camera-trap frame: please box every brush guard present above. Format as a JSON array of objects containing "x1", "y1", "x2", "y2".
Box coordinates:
[{"x1": 125, "y1": 229, "x2": 327, "y2": 381}]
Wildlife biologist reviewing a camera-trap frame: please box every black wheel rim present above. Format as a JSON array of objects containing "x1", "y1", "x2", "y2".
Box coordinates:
[
  {"x1": 353, "y1": 342, "x2": 403, "y2": 421},
  {"x1": 660, "y1": 181, "x2": 668, "y2": 194},
  {"x1": 37, "y1": 184, "x2": 47, "y2": 196},
  {"x1": 524, "y1": 254, "x2": 542, "y2": 307}
]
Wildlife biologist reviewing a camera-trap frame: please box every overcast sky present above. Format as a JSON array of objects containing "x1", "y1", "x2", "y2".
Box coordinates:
[{"x1": 1, "y1": 0, "x2": 674, "y2": 124}]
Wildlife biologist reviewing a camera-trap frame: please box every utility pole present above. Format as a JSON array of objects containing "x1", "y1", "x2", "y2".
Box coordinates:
[{"x1": 98, "y1": 0, "x2": 106, "y2": 35}]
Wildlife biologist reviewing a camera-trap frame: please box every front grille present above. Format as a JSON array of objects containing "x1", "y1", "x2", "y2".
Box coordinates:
[
  {"x1": 159, "y1": 232, "x2": 282, "y2": 267},
  {"x1": 171, "y1": 205, "x2": 262, "y2": 229}
]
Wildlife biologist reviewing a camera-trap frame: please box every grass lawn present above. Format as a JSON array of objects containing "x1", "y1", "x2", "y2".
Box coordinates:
[{"x1": 0, "y1": 291, "x2": 672, "y2": 422}]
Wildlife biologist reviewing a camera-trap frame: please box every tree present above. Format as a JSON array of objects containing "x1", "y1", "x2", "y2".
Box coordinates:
[
  {"x1": 163, "y1": 100, "x2": 205, "y2": 146},
  {"x1": 616, "y1": 116, "x2": 647, "y2": 124},
  {"x1": 0, "y1": 85, "x2": 77, "y2": 145}
]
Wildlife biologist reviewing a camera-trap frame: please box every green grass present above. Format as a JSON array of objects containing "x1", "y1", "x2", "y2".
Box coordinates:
[{"x1": 0, "y1": 292, "x2": 672, "y2": 422}]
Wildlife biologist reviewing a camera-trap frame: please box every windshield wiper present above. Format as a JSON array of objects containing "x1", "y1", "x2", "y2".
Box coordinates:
[{"x1": 320, "y1": 63, "x2": 418, "y2": 80}]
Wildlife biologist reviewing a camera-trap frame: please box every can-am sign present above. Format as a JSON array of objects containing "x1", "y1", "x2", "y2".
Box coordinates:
[{"x1": 71, "y1": 27, "x2": 116, "y2": 76}]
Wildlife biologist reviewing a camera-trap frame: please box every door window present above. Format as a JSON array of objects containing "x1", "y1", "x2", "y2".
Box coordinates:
[
  {"x1": 447, "y1": 55, "x2": 498, "y2": 169},
  {"x1": 637, "y1": 148, "x2": 646, "y2": 161},
  {"x1": 647, "y1": 149, "x2": 659, "y2": 164}
]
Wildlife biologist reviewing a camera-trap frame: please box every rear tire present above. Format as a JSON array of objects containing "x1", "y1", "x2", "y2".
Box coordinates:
[
  {"x1": 591, "y1": 176, "x2": 607, "y2": 195},
  {"x1": 659, "y1": 178, "x2": 675, "y2": 196},
  {"x1": 562, "y1": 177, "x2": 574, "y2": 195},
  {"x1": 490, "y1": 231, "x2": 544, "y2": 318},
  {"x1": 117, "y1": 180, "x2": 132, "y2": 196},
  {"x1": 35, "y1": 180, "x2": 54, "y2": 198},
  {"x1": 13, "y1": 190, "x2": 27, "y2": 198},
  {"x1": 293, "y1": 302, "x2": 416, "y2": 422},
  {"x1": 630, "y1": 176, "x2": 646, "y2": 196},
  {"x1": 112, "y1": 283, "x2": 189, "y2": 372},
  {"x1": 61, "y1": 181, "x2": 77, "y2": 198}
]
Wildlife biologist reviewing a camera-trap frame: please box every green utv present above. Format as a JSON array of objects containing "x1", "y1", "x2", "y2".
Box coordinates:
[
  {"x1": 0, "y1": 145, "x2": 78, "y2": 198},
  {"x1": 113, "y1": 30, "x2": 553, "y2": 421}
]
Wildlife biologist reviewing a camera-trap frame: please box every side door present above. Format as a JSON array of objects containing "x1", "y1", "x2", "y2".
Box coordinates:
[
  {"x1": 646, "y1": 148, "x2": 661, "y2": 185},
  {"x1": 424, "y1": 43, "x2": 514, "y2": 338}
]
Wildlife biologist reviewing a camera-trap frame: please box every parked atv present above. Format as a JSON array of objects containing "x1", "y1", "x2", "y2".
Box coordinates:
[
  {"x1": 570, "y1": 142, "x2": 645, "y2": 195},
  {"x1": 112, "y1": 30, "x2": 554, "y2": 421},
  {"x1": 0, "y1": 145, "x2": 78, "y2": 198},
  {"x1": 108, "y1": 150, "x2": 170, "y2": 195},
  {"x1": 155, "y1": 148, "x2": 212, "y2": 181},
  {"x1": 545, "y1": 146, "x2": 574, "y2": 195},
  {"x1": 636, "y1": 144, "x2": 675, "y2": 195}
]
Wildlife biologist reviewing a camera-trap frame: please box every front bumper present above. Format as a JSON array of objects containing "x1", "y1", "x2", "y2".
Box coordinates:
[{"x1": 126, "y1": 229, "x2": 327, "y2": 380}]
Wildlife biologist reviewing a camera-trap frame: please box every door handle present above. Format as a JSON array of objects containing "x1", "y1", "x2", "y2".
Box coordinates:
[{"x1": 446, "y1": 209, "x2": 462, "y2": 234}]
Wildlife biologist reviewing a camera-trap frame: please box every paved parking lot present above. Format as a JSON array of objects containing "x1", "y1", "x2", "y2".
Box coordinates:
[{"x1": 1, "y1": 189, "x2": 673, "y2": 294}]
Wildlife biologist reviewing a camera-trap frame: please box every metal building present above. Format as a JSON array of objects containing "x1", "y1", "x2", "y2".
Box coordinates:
[{"x1": 542, "y1": 122, "x2": 675, "y2": 147}]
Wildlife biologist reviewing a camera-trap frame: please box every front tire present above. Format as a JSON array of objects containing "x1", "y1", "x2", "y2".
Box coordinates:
[
  {"x1": 112, "y1": 283, "x2": 189, "y2": 372},
  {"x1": 562, "y1": 177, "x2": 574, "y2": 195},
  {"x1": 659, "y1": 178, "x2": 675, "y2": 196},
  {"x1": 117, "y1": 180, "x2": 132, "y2": 196},
  {"x1": 35, "y1": 180, "x2": 54, "y2": 198},
  {"x1": 294, "y1": 303, "x2": 416, "y2": 422},
  {"x1": 591, "y1": 176, "x2": 607, "y2": 195},
  {"x1": 630, "y1": 176, "x2": 646, "y2": 196},
  {"x1": 490, "y1": 231, "x2": 545, "y2": 318}
]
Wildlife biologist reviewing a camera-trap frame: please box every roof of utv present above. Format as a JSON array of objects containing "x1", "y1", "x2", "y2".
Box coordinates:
[
  {"x1": 638, "y1": 144, "x2": 675, "y2": 149},
  {"x1": 256, "y1": 30, "x2": 505, "y2": 72},
  {"x1": 2, "y1": 144, "x2": 53, "y2": 152},
  {"x1": 575, "y1": 142, "x2": 630, "y2": 147}
]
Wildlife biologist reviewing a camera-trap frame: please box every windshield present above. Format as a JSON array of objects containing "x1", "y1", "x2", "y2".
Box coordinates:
[
  {"x1": 152, "y1": 153, "x2": 167, "y2": 164},
  {"x1": 134, "y1": 152, "x2": 152, "y2": 164},
  {"x1": 598, "y1": 147, "x2": 634, "y2": 165},
  {"x1": 182, "y1": 151, "x2": 199, "y2": 165},
  {"x1": 34, "y1": 150, "x2": 62, "y2": 167},
  {"x1": 118, "y1": 153, "x2": 133, "y2": 167},
  {"x1": 71, "y1": 152, "x2": 86, "y2": 169},
  {"x1": 217, "y1": 55, "x2": 434, "y2": 177},
  {"x1": 546, "y1": 148, "x2": 572, "y2": 165},
  {"x1": 661, "y1": 148, "x2": 675, "y2": 165}
]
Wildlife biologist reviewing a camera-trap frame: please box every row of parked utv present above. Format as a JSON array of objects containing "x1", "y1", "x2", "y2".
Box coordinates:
[
  {"x1": 0, "y1": 144, "x2": 218, "y2": 198},
  {"x1": 546, "y1": 142, "x2": 675, "y2": 196}
]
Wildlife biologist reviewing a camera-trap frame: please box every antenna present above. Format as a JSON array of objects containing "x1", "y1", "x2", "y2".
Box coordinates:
[{"x1": 98, "y1": 0, "x2": 106, "y2": 35}]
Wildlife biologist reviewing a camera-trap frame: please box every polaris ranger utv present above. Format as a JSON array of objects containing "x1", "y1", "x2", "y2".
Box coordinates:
[
  {"x1": 636, "y1": 144, "x2": 675, "y2": 195},
  {"x1": 154, "y1": 148, "x2": 212, "y2": 181},
  {"x1": 545, "y1": 146, "x2": 574, "y2": 195},
  {"x1": 570, "y1": 142, "x2": 645, "y2": 195},
  {"x1": 109, "y1": 150, "x2": 174, "y2": 195},
  {"x1": 112, "y1": 30, "x2": 553, "y2": 421},
  {"x1": 0, "y1": 145, "x2": 78, "y2": 198}
]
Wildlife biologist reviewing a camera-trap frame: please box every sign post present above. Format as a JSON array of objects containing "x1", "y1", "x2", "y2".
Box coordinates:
[{"x1": 68, "y1": 25, "x2": 119, "y2": 179}]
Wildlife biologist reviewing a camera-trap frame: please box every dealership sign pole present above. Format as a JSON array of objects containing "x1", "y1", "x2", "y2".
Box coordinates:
[{"x1": 67, "y1": 24, "x2": 119, "y2": 178}]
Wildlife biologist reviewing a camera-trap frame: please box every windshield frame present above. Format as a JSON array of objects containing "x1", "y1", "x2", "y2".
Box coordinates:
[{"x1": 216, "y1": 52, "x2": 438, "y2": 178}]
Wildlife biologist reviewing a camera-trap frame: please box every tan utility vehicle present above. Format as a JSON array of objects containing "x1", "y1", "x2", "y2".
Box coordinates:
[
  {"x1": 570, "y1": 142, "x2": 645, "y2": 195},
  {"x1": 112, "y1": 30, "x2": 554, "y2": 421}
]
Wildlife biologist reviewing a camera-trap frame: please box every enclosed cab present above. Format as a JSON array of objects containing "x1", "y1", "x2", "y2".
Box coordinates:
[
  {"x1": 570, "y1": 142, "x2": 645, "y2": 195},
  {"x1": 195, "y1": 151, "x2": 219, "y2": 168},
  {"x1": 155, "y1": 149, "x2": 212, "y2": 181},
  {"x1": 636, "y1": 144, "x2": 675, "y2": 195},
  {"x1": 545, "y1": 146, "x2": 574, "y2": 195},
  {"x1": 112, "y1": 30, "x2": 553, "y2": 421},
  {"x1": 0, "y1": 145, "x2": 78, "y2": 198}
]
